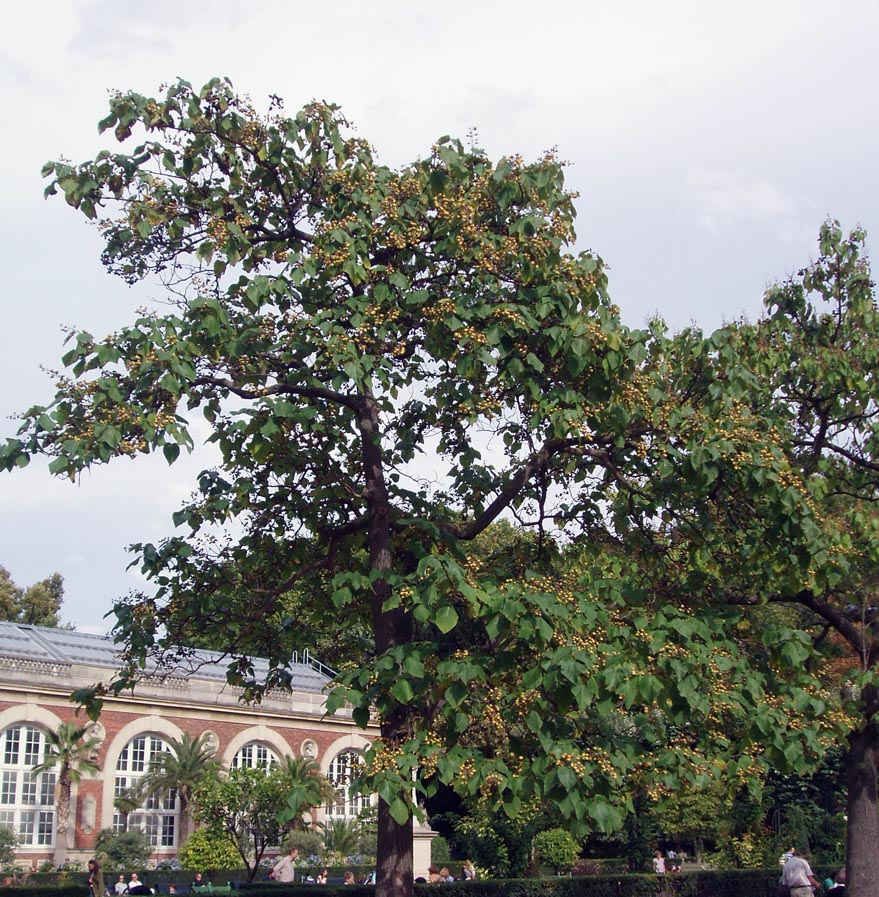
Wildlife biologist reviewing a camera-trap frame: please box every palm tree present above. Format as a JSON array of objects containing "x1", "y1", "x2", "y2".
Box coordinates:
[
  {"x1": 31, "y1": 722, "x2": 101, "y2": 868},
  {"x1": 135, "y1": 733, "x2": 219, "y2": 845},
  {"x1": 277, "y1": 756, "x2": 335, "y2": 829},
  {"x1": 318, "y1": 817, "x2": 362, "y2": 864}
]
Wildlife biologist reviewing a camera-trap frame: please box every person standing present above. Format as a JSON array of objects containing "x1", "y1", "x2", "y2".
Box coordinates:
[
  {"x1": 87, "y1": 859, "x2": 103, "y2": 897},
  {"x1": 653, "y1": 851, "x2": 666, "y2": 875},
  {"x1": 270, "y1": 847, "x2": 299, "y2": 884},
  {"x1": 779, "y1": 849, "x2": 819, "y2": 897}
]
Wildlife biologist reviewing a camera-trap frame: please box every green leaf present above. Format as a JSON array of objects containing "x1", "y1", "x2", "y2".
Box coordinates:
[{"x1": 434, "y1": 605, "x2": 459, "y2": 634}]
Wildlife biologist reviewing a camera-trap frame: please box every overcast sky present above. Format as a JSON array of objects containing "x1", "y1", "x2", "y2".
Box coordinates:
[{"x1": 1, "y1": 0, "x2": 877, "y2": 633}]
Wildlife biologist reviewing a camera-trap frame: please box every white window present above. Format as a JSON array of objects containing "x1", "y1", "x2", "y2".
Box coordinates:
[
  {"x1": 0, "y1": 725, "x2": 54, "y2": 846},
  {"x1": 113, "y1": 734, "x2": 178, "y2": 847},
  {"x1": 232, "y1": 742, "x2": 278, "y2": 770},
  {"x1": 326, "y1": 750, "x2": 370, "y2": 818}
]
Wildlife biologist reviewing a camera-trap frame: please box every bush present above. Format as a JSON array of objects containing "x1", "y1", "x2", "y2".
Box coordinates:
[
  {"x1": 0, "y1": 825, "x2": 17, "y2": 867},
  {"x1": 94, "y1": 828, "x2": 152, "y2": 872},
  {"x1": 533, "y1": 828, "x2": 580, "y2": 875},
  {"x1": 431, "y1": 836, "x2": 451, "y2": 866},
  {"x1": 178, "y1": 828, "x2": 244, "y2": 872}
]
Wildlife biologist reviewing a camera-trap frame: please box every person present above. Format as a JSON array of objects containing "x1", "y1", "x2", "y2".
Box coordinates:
[
  {"x1": 343, "y1": 871, "x2": 355, "y2": 885},
  {"x1": 440, "y1": 868, "x2": 454, "y2": 883},
  {"x1": 114, "y1": 876, "x2": 127, "y2": 895},
  {"x1": 87, "y1": 859, "x2": 104, "y2": 897},
  {"x1": 779, "y1": 848, "x2": 818, "y2": 897},
  {"x1": 190, "y1": 874, "x2": 207, "y2": 890},
  {"x1": 667, "y1": 852, "x2": 681, "y2": 873},
  {"x1": 128, "y1": 875, "x2": 140, "y2": 892},
  {"x1": 462, "y1": 861, "x2": 476, "y2": 881},
  {"x1": 827, "y1": 869, "x2": 846, "y2": 895},
  {"x1": 653, "y1": 851, "x2": 666, "y2": 875},
  {"x1": 427, "y1": 866, "x2": 441, "y2": 883},
  {"x1": 270, "y1": 847, "x2": 299, "y2": 884},
  {"x1": 316, "y1": 870, "x2": 328, "y2": 885}
]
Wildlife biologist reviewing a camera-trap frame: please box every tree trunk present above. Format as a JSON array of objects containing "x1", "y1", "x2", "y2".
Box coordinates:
[
  {"x1": 360, "y1": 390, "x2": 415, "y2": 897},
  {"x1": 376, "y1": 798, "x2": 414, "y2": 897},
  {"x1": 52, "y1": 780, "x2": 70, "y2": 869},
  {"x1": 845, "y1": 718, "x2": 879, "y2": 897}
]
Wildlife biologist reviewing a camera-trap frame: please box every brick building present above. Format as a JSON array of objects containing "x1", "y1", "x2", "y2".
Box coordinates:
[{"x1": 0, "y1": 621, "x2": 380, "y2": 867}]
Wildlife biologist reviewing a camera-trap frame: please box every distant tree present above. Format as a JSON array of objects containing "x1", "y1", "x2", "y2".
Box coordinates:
[
  {"x1": 318, "y1": 818, "x2": 361, "y2": 864},
  {"x1": 31, "y1": 721, "x2": 101, "y2": 867},
  {"x1": 276, "y1": 756, "x2": 334, "y2": 831},
  {"x1": 0, "y1": 826, "x2": 17, "y2": 866},
  {"x1": 134, "y1": 732, "x2": 219, "y2": 845},
  {"x1": 94, "y1": 827, "x2": 152, "y2": 872},
  {"x1": 193, "y1": 767, "x2": 285, "y2": 882},
  {"x1": 0, "y1": 566, "x2": 64, "y2": 627}
]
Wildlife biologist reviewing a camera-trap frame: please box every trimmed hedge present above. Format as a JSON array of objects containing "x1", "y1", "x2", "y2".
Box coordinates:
[{"x1": 0, "y1": 869, "x2": 786, "y2": 897}]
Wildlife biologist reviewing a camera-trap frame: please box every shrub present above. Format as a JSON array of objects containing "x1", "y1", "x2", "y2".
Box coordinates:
[
  {"x1": 94, "y1": 828, "x2": 152, "y2": 872},
  {"x1": 533, "y1": 828, "x2": 580, "y2": 875},
  {"x1": 178, "y1": 828, "x2": 243, "y2": 871}
]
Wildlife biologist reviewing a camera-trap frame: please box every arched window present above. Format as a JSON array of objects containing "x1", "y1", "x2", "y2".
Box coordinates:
[
  {"x1": 326, "y1": 750, "x2": 370, "y2": 818},
  {"x1": 113, "y1": 734, "x2": 178, "y2": 847},
  {"x1": 232, "y1": 742, "x2": 279, "y2": 770},
  {"x1": 0, "y1": 725, "x2": 54, "y2": 846}
]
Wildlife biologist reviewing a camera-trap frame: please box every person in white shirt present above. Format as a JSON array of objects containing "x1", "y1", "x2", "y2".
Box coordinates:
[{"x1": 780, "y1": 849, "x2": 818, "y2": 897}]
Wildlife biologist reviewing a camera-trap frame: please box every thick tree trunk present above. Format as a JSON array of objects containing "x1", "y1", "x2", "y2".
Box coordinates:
[
  {"x1": 360, "y1": 391, "x2": 415, "y2": 897},
  {"x1": 845, "y1": 719, "x2": 879, "y2": 897}
]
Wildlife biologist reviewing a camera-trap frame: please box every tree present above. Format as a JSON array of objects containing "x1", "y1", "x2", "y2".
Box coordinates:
[
  {"x1": 134, "y1": 732, "x2": 220, "y2": 845},
  {"x1": 276, "y1": 756, "x2": 334, "y2": 830},
  {"x1": 532, "y1": 827, "x2": 580, "y2": 875},
  {"x1": 588, "y1": 223, "x2": 879, "y2": 894},
  {"x1": 2, "y1": 77, "x2": 872, "y2": 897},
  {"x1": 0, "y1": 566, "x2": 64, "y2": 627},
  {"x1": 95, "y1": 827, "x2": 152, "y2": 872},
  {"x1": 0, "y1": 826, "x2": 17, "y2": 867},
  {"x1": 31, "y1": 721, "x2": 101, "y2": 867},
  {"x1": 192, "y1": 767, "x2": 285, "y2": 882},
  {"x1": 2, "y1": 77, "x2": 642, "y2": 897}
]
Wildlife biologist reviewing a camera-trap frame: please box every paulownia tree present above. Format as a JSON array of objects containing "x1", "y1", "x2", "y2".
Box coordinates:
[
  {"x1": 2, "y1": 77, "x2": 648, "y2": 897},
  {"x1": 595, "y1": 223, "x2": 879, "y2": 895},
  {"x1": 0, "y1": 78, "x2": 859, "y2": 896}
]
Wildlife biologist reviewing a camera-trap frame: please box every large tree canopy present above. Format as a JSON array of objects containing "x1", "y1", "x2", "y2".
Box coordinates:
[{"x1": 1, "y1": 78, "x2": 875, "y2": 896}]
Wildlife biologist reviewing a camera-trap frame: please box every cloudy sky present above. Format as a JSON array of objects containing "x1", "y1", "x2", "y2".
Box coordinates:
[{"x1": 1, "y1": 0, "x2": 877, "y2": 633}]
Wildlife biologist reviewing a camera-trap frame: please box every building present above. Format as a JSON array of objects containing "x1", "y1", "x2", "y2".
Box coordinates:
[{"x1": 0, "y1": 621, "x2": 378, "y2": 867}]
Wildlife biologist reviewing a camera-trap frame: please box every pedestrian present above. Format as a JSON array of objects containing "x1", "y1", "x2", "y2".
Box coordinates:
[
  {"x1": 270, "y1": 846, "x2": 299, "y2": 884},
  {"x1": 778, "y1": 848, "x2": 818, "y2": 897},
  {"x1": 87, "y1": 859, "x2": 104, "y2": 897},
  {"x1": 653, "y1": 851, "x2": 666, "y2": 875}
]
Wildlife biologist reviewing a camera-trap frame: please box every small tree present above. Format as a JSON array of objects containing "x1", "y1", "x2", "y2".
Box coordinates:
[
  {"x1": 0, "y1": 826, "x2": 17, "y2": 867},
  {"x1": 532, "y1": 828, "x2": 580, "y2": 876},
  {"x1": 31, "y1": 722, "x2": 101, "y2": 867},
  {"x1": 95, "y1": 828, "x2": 152, "y2": 872},
  {"x1": 193, "y1": 767, "x2": 284, "y2": 882}
]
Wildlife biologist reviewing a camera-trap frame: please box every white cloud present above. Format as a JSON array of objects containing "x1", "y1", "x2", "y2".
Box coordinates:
[{"x1": 685, "y1": 168, "x2": 815, "y2": 243}]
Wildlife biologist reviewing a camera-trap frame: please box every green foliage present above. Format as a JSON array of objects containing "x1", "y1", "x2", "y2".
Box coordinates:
[
  {"x1": 193, "y1": 767, "x2": 286, "y2": 881},
  {"x1": 276, "y1": 757, "x2": 334, "y2": 830},
  {"x1": 532, "y1": 828, "x2": 580, "y2": 875},
  {"x1": 6, "y1": 71, "x2": 879, "y2": 895},
  {"x1": 178, "y1": 827, "x2": 244, "y2": 872},
  {"x1": 94, "y1": 828, "x2": 152, "y2": 872},
  {"x1": 0, "y1": 566, "x2": 64, "y2": 627},
  {"x1": 430, "y1": 835, "x2": 451, "y2": 866},
  {"x1": 283, "y1": 828, "x2": 323, "y2": 861},
  {"x1": 0, "y1": 825, "x2": 17, "y2": 866},
  {"x1": 135, "y1": 732, "x2": 220, "y2": 844}
]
